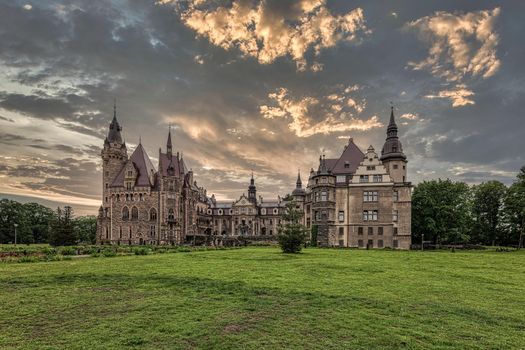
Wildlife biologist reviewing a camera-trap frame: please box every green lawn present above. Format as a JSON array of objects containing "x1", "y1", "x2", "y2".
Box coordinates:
[{"x1": 0, "y1": 248, "x2": 524, "y2": 349}]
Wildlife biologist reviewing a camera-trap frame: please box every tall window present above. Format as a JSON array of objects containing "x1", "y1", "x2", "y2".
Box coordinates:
[
  {"x1": 378, "y1": 240, "x2": 384, "y2": 248},
  {"x1": 393, "y1": 190, "x2": 399, "y2": 202},
  {"x1": 394, "y1": 227, "x2": 398, "y2": 235},
  {"x1": 368, "y1": 227, "x2": 373, "y2": 235},
  {"x1": 126, "y1": 182, "x2": 132, "y2": 190},
  {"x1": 320, "y1": 191, "x2": 327, "y2": 201},
  {"x1": 338, "y1": 211, "x2": 344, "y2": 222},
  {"x1": 131, "y1": 207, "x2": 138, "y2": 220},
  {"x1": 393, "y1": 240, "x2": 399, "y2": 248},
  {"x1": 378, "y1": 227, "x2": 383, "y2": 235},
  {"x1": 393, "y1": 210, "x2": 399, "y2": 222},
  {"x1": 338, "y1": 227, "x2": 344, "y2": 236},
  {"x1": 363, "y1": 191, "x2": 378, "y2": 202},
  {"x1": 150, "y1": 225, "x2": 156, "y2": 237},
  {"x1": 358, "y1": 239, "x2": 364, "y2": 248},
  {"x1": 358, "y1": 227, "x2": 363, "y2": 235},
  {"x1": 363, "y1": 210, "x2": 378, "y2": 221},
  {"x1": 359, "y1": 175, "x2": 369, "y2": 183},
  {"x1": 122, "y1": 207, "x2": 129, "y2": 220},
  {"x1": 150, "y1": 208, "x2": 157, "y2": 221},
  {"x1": 373, "y1": 175, "x2": 383, "y2": 183},
  {"x1": 168, "y1": 208, "x2": 175, "y2": 221}
]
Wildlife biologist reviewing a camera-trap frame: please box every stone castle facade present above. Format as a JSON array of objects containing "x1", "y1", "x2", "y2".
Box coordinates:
[{"x1": 97, "y1": 105, "x2": 411, "y2": 249}]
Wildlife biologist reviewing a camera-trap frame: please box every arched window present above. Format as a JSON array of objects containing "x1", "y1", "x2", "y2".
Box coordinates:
[
  {"x1": 150, "y1": 208, "x2": 157, "y2": 221},
  {"x1": 131, "y1": 206, "x2": 139, "y2": 220},
  {"x1": 122, "y1": 207, "x2": 129, "y2": 220},
  {"x1": 168, "y1": 208, "x2": 175, "y2": 221}
]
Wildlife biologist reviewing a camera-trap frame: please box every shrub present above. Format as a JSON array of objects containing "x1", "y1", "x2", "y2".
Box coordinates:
[
  {"x1": 58, "y1": 246, "x2": 77, "y2": 256},
  {"x1": 18, "y1": 256, "x2": 38, "y2": 263},
  {"x1": 134, "y1": 248, "x2": 150, "y2": 255},
  {"x1": 101, "y1": 249, "x2": 117, "y2": 257}
]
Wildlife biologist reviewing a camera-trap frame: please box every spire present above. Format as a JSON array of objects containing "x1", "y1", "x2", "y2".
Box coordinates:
[
  {"x1": 296, "y1": 169, "x2": 302, "y2": 188},
  {"x1": 387, "y1": 103, "x2": 398, "y2": 138},
  {"x1": 107, "y1": 99, "x2": 123, "y2": 144},
  {"x1": 166, "y1": 125, "x2": 173, "y2": 159},
  {"x1": 248, "y1": 171, "x2": 256, "y2": 204},
  {"x1": 381, "y1": 103, "x2": 406, "y2": 161}
]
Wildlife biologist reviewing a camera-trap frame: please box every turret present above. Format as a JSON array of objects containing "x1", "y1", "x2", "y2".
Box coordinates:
[
  {"x1": 380, "y1": 105, "x2": 407, "y2": 183},
  {"x1": 248, "y1": 172, "x2": 257, "y2": 204},
  {"x1": 101, "y1": 101, "x2": 127, "y2": 207}
]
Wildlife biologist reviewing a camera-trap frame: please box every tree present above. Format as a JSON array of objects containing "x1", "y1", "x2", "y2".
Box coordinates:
[
  {"x1": 277, "y1": 201, "x2": 307, "y2": 253},
  {"x1": 0, "y1": 199, "x2": 29, "y2": 243},
  {"x1": 74, "y1": 216, "x2": 97, "y2": 244},
  {"x1": 471, "y1": 181, "x2": 507, "y2": 246},
  {"x1": 503, "y1": 166, "x2": 525, "y2": 248},
  {"x1": 23, "y1": 202, "x2": 54, "y2": 243},
  {"x1": 48, "y1": 206, "x2": 77, "y2": 246},
  {"x1": 412, "y1": 179, "x2": 473, "y2": 245}
]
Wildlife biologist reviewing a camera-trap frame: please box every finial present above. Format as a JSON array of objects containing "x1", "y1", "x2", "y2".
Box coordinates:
[
  {"x1": 113, "y1": 98, "x2": 117, "y2": 119},
  {"x1": 139, "y1": 135, "x2": 142, "y2": 144}
]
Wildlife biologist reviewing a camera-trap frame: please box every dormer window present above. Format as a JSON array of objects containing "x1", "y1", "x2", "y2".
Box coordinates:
[
  {"x1": 392, "y1": 146, "x2": 397, "y2": 153},
  {"x1": 127, "y1": 171, "x2": 133, "y2": 177},
  {"x1": 344, "y1": 161, "x2": 350, "y2": 168}
]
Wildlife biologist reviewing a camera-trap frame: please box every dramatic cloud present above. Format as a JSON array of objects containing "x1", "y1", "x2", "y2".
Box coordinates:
[
  {"x1": 260, "y1": 86, "x2": 382, "y2": 137},
  {"x1": 424, "y1": 84, "x2": 475, "y2": 107},
  {"x1": 407, "y1": 7, "x2": 501, "y2": 107},
  {"x1": 0, "y1": 1, "x2": 524, "y2": 213},
  {"x1": 169, "y1": 0, "x2": 369, "y2": 71}
]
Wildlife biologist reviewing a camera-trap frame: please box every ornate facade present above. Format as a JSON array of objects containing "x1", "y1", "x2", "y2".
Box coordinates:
[
  {"x1": 96, "y1": 105, "x2": 210, "y2": 245},
  {"x1": 97, "y1": 105, "x2": 411, "y2": 249},
  {"x1": 291, "y1": 106, "x2": 412, "y2": 249}
]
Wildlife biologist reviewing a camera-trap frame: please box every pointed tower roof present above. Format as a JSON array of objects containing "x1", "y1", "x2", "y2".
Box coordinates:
[
  {"x1": 131, "y1": 143, "x2": 156, "y2": 186},
  {"x1": 167, "y1": 126, "x2": 173, "y2": 154},
  {"x1": 292, "y1": 169, "x2": 305, "y2": 196},
  {"x1": 107, "y1": 100, "x2": 123, "y2": 144},
  {"x1": 381, "y1": 105, "x2": 406, "y2": 161}
]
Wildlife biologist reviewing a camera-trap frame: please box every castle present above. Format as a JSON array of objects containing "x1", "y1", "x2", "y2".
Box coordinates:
[{"x1": 97, "y1": 105, "x2": 411, "y2": 249}]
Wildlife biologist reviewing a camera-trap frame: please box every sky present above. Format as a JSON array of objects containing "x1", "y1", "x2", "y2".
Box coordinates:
[{"x1": 0, "y1": 0, "x2": 524, "y2": 215}]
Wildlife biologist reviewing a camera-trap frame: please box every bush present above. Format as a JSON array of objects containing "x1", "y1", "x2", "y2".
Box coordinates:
[
  {"x1": 101, "y1": 249, "x2": 117, "y2": 257},
  {"x1": 277, "y1": 230, "x2": 305, "y2": 253},
  {"x1": 58, "y1": 246, "x2": 77, "y2": 256},
  {"x1": 134, "y1": 247, "x2": 150, "y2": 255}
]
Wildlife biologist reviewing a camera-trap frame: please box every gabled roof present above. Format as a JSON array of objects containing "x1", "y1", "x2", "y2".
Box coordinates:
[
  {"x1": 159, "y1": 153, "x2": 186, "y2": 177},
  {"x1": 330, "y1": 139, "x2": 365, "y2": 175},
  {"x1": 111, "y1": 143, "x2": 156, "y2": 187}
]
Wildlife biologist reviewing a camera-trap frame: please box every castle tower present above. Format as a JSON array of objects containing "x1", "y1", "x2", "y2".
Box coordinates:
[
  {"x1": 380, "y1": 106, "x2": 407, "y2": 183},
  {"x1": 310, "y1": 155, "x2": 336, "y2": 246},
  {"x1": 101, "y1": 101, "x2": 127, "y2": 208},
  {"x1": 248, "y1": 172, "x2": 257, "y2": 204}
]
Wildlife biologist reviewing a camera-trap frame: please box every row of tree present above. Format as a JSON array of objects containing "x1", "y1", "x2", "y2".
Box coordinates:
[
  {"x1": 412, "y1": 167, "x2": 525, "y2": 247},
  {"x1": 0, "y1": 199, "x2": 96, "y2": 245}
]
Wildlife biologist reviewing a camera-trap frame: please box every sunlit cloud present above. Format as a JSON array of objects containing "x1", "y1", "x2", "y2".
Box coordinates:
[
  {"x1": 260, "y1": 86, "x2": 382, "y2": 137},
  {"x1": 407, "y1": 7, "x2": 501, "y2": 107},
  {"x1": 424, "y1": 84, "x2": 475, "y2": 107},
  {"x1": 165, "y1": 0, "x2": 369, "y2": 71}
]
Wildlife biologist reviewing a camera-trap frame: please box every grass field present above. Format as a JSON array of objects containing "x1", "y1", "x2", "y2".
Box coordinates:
[{"x1": 0, "y1": 247, "x2": 524, "y2": 349}]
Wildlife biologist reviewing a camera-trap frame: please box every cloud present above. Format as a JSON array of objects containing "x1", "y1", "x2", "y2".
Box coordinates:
[
  {"x1": 407, "y1": 7, "x2": 501, "y2": 107},
  {"x1": 260, "y1": 86, "x2": 382, "y2": 137},
  {"x1": 169, "y1": 0, "x2": 369, "y2": 71},
  {"x1": 424, "y1": 84, "x2": 475, "y2": 107},
  {"x1": 400, "y1": 112, "x2": 419, "y2": 120}
]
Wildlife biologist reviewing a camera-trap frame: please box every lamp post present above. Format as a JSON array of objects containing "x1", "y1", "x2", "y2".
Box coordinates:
[
  {"x1": 192, "y1": 223, "x2": 196, "y2": 246},
  {"x1": 13, "y1": 223, "x2": 18, "y2": 245},
  {"x1": 421, "y1": 233, "x2": 424, "y2": 252}
]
